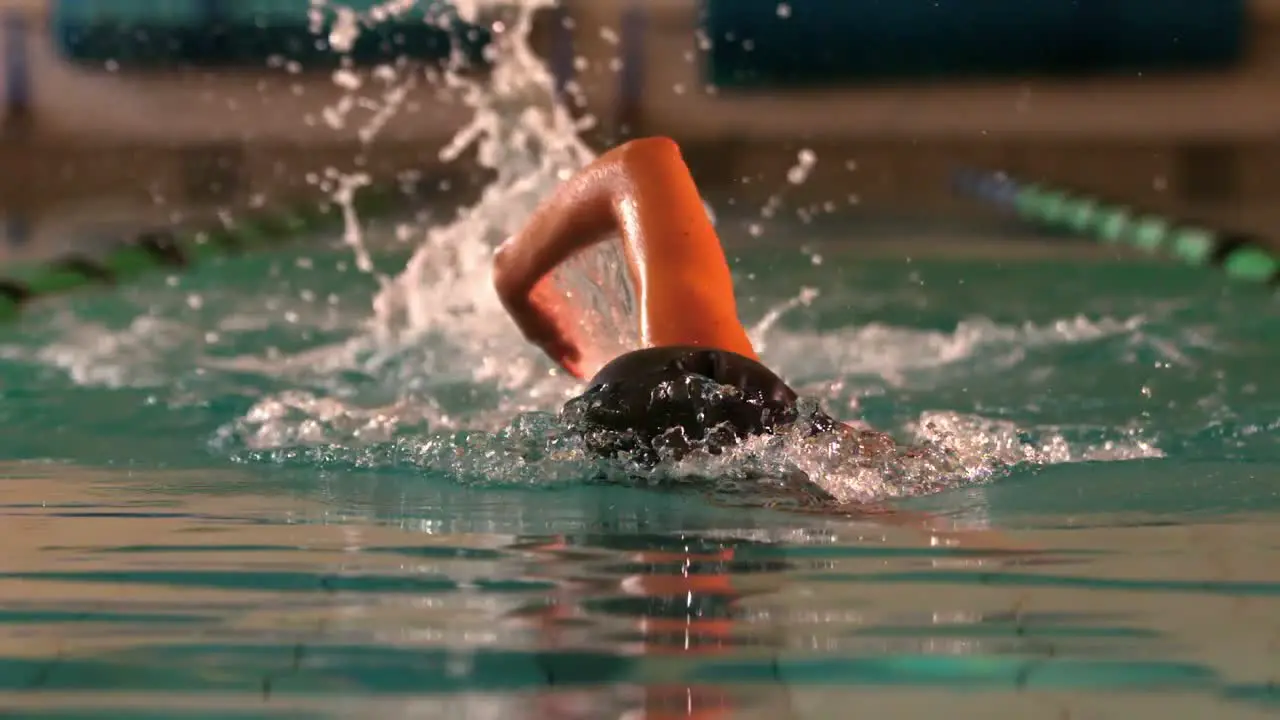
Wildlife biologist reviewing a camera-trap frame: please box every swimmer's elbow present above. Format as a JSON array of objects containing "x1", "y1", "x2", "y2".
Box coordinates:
[
  {"x1": 493, "y1": 237, "x2": 535, "y2": 310},
  {"x1": 606, "y1": 136, "x2": 686, "y2": 179},
  {"x1": 612, "y1": 136, "x2": 681, "y2": 161},
  {"x1": 492, "y1": 243, "x2": 514, "y2": 301},
  {"x1": 493, "y1": 136, "x2": 690, "y2": 304},
  {"x1": 493, "y1": 222, "x2": 538, "y2": 306}
]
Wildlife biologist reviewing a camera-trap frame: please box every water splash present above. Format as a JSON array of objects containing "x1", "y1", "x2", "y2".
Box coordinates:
[
  {"x1": 229, "y1": 0, "x2": 631, "y2": 416},
  {"x1": 216, "y1": 377, "x2": 1163, "y2": 507},
  {"x1": 363, "y1": 0, "x2": 631, "y2": 384}
]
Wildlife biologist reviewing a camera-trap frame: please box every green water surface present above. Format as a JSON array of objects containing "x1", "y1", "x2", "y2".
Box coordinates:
[{"x1": 0, "y1": 233, "x2": 1277, "y2": 718}]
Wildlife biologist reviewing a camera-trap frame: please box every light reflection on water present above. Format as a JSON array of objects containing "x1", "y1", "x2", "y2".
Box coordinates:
[{"x1": 2, "y1": 458, "x2": 1280, "y2": 719}]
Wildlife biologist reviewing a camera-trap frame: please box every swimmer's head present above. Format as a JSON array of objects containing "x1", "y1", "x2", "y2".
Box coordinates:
[
  {"x1": 563, "y1": 372, "x2": 794, "y2": 465},
  {"x1": 562, "y1": 346, "x2": 896, "y2": 468},
  {"x1": 564, "y1": 379, "x2": 894, "y2": 468}
]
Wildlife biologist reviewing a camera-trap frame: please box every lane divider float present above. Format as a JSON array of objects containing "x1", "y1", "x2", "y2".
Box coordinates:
[
  {"x1": 952, "y1": 167, "x2": 1278, "y2": 284},
  {"x1": 0, "y1": 183, "x2": 415, "y2": 321}
]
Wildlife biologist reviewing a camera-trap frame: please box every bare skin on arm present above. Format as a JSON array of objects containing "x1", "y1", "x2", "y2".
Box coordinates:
[
  {"x1": 493, "y1": 137, "x2": 1035, "y2": 553},
  {"x1": 493, "y1": 136, "x2": 755, "y2": 380}
]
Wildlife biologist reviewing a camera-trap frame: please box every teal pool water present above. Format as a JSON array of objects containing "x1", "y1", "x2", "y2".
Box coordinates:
[{"x1": 0, "y1": 233, "x2": 1278, "y2": 718}]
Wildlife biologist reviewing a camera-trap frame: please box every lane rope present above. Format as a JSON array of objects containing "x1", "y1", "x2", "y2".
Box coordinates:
[
  {"x1": 0, "y1": 183, "x2": 417, "y2": 321},
  {"x1": 952, "y1": 167, "x2": 1278, "y2": 285}
]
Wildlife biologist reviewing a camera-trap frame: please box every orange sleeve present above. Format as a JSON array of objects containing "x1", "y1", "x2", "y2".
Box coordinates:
[{"x1": 493, "y1": 137, "x2": 757, "y2": 379}]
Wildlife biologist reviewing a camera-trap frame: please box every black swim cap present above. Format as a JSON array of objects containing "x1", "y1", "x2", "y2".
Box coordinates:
[{"x1": 563, "y1": 346, "x2": 831, "y2": 464}]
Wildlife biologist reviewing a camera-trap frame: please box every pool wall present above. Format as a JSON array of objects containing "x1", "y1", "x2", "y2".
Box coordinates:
[{"x1": 1, "y1": 0, "x2": 1279, "y2": 263}]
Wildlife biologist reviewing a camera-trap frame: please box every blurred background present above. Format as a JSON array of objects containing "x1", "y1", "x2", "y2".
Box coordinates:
[{"x1": 1, "y1": 0, "x2": 1279, "y2": 264}]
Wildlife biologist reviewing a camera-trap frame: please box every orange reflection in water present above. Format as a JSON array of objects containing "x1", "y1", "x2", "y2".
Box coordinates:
[{"x1": 513, "y1": 535, "x2": 764, "y2": 720}]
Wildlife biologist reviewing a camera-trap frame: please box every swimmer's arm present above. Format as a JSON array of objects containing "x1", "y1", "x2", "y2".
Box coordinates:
[{"x1": 493, "y1": 137, "x2": 757, "y2": 379}]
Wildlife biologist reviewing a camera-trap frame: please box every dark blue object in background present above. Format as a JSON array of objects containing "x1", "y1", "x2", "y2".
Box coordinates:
[
  {"x1": 52, "y1": 0, "x2": 491, "y2": 70},
  {"x1": 702, "y1": 0, "x2": 1246, "y2": 88},
  {"x1": 3, "y1": 13, "x2": 30, "y2": 121}
]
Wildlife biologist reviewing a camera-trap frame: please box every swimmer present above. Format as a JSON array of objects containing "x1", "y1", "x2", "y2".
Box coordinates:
[
  {"x1": 492, "y1": 138, "x2": 1041, "y2": 553},
  {"x1": 493, "y1": 136, "x2": 895, "y2": 480}
]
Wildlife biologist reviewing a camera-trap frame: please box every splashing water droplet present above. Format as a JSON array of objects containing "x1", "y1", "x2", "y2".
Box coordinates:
[
  {"x1": 300, "y1": 1, "x2": 631, "y2": 398},
  {"x1": 787, "y1": 148, "x2": 817, "y2": 185}
]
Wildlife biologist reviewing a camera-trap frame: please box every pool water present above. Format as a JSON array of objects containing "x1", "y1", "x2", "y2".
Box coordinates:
[{"x1": 1, "y1": 229, "x2": 1278, "y2": 719}]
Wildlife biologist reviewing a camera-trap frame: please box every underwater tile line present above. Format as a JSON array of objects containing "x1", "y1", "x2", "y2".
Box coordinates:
[{"x1": 807, "y1": 569, "x2": 1280, "y2": 596}]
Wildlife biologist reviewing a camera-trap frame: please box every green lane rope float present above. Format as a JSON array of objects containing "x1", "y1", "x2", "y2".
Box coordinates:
[
  {"x1": 952, "y1": 168, "x2": 1279, "y2": 285},
  {"x1": 0, "y1": 182, "x2": 418, "y2": 322}
]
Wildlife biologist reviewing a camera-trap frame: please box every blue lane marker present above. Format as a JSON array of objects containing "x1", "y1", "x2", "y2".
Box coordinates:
[
  {"x1": 4, "y1": 215, "x2": 31, "y2": 248},
  {"x1": 953, "y1": 169, "x2": 1020, "y2": 210},
  {"x1": 4, "y1": 12, "x2": 31, "y2": 123}
]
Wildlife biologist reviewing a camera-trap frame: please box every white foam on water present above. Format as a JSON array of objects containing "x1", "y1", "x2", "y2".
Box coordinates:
[
  {"x1": 0, "y1": 314, "x2": 194, "y2": 389},
  {"x1": 758, "y1": 313, "x2": 1149, "y2": 387}
]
